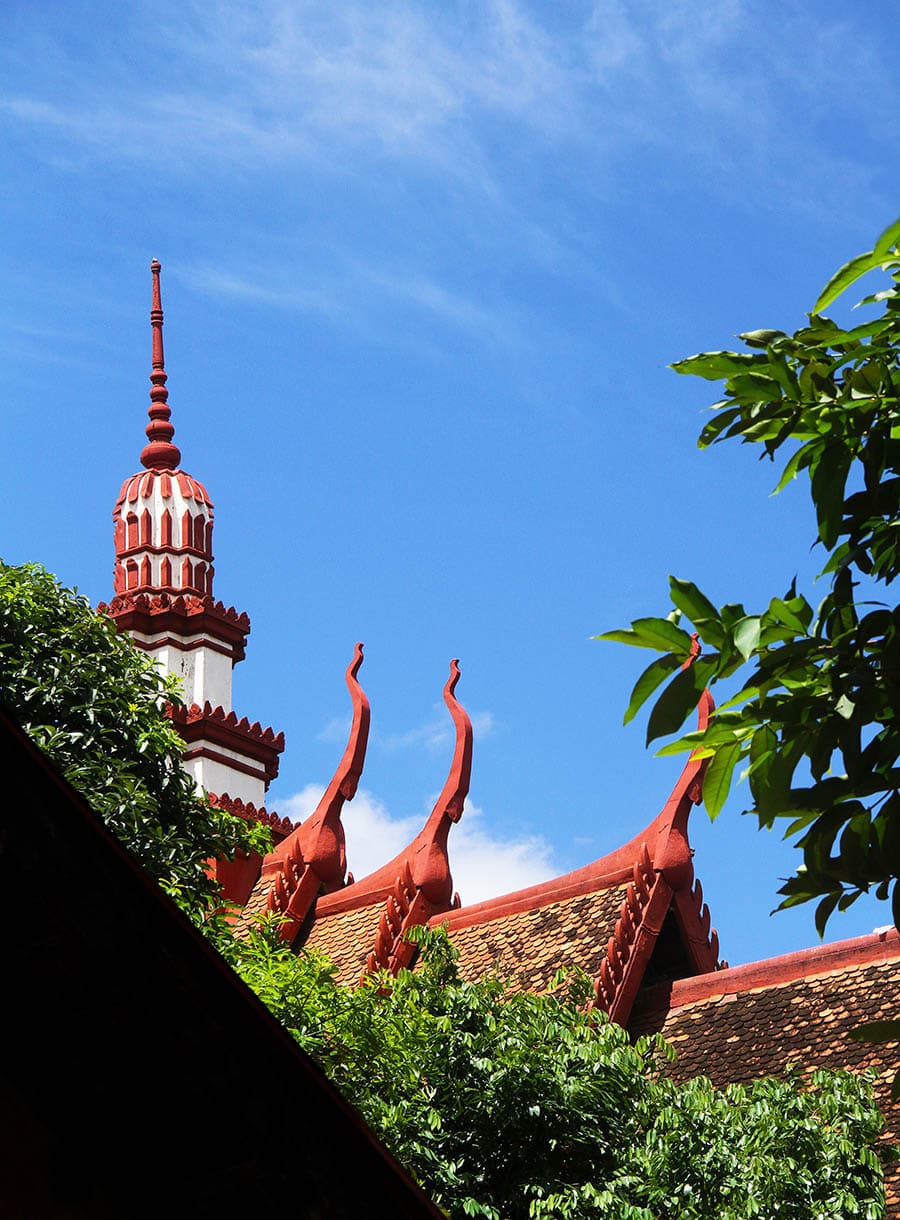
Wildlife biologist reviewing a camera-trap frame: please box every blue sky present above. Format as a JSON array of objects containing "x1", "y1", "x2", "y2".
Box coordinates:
[{"x1": 2, "y1": 0, "x2": 899, "y2": 965}]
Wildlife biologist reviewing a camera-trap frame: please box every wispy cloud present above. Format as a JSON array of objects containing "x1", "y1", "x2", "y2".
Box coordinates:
[
  {"x1": 314, "y1": 708, "x2": 494, "y2": 754},
  {"x1": 280, "y1": 781, "x2": 556, "y2": 905},
  {"x1": 380, "y1": 709, "x2": 495, "y2": 754},
  {"x1": 315, "y1": 715, "x2": 352, "y2": 746},
  {"x1": 7, "y1": 1, "x2": 890, "y2": 213},
  {"x1": 178, "y1": 264, "x2": 344, "y2": 320},
  {"x1": 3, "y1": 0, "x2": 896, "y2": 339}
]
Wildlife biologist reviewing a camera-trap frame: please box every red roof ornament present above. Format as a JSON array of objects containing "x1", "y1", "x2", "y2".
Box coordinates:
[
  {"x1": 316, "y1": 658, "x2": 473, "y2": 925},
  {"x1": 260, "y1": 643, "x2": 371, "y2": 942},
  {"x1": 140, "y1": 259, "x2": 182, "y2": 471}
]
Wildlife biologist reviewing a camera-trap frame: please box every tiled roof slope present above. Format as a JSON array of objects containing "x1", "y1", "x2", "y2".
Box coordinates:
[
  {"x1": 304, "y1": 904, "x2": 385, "y2": 984},
  {"x1": 630, "y1": 929, "x2": 900, "y2": 1212},
  {"x1": 447, "y1": 884, "x2": 629, "y2": 992}
]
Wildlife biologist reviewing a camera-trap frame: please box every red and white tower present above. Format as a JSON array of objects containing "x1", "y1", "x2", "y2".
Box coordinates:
[{"x1": 103, "y1": 261, "x2": 284, "y2": 810}]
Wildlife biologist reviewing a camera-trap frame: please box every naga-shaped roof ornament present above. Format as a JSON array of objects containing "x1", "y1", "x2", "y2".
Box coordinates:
[
  {"x1": 434, "y1": 638, "x2": 720, "y2": 1023},
  {"x1": 320, "y1": 658, "x2": 472, "y2": 918},
  {"x1": 262, "y1": 643, "x2": 371, "y2": 941},
  {"x1": 140, "y1": 260, "x2": 182, "y2": 471}
]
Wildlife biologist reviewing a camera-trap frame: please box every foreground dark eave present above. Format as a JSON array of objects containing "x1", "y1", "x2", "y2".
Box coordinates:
[{"x1": 0, "y1": 709, "x2": 442, "y2": 1219}]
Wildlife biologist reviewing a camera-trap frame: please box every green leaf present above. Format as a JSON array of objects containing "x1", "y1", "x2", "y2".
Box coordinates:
[
  {"x1": 671, "y1": 350, "x2": 765, "y2": 381},
  {"x1": 646, "y1": 659, "x2": 716, "y2": 746},
  {"x1": 772, "y1": 439, "x2": 821, "y2": 495},
  {"x1": 629, "y1": 617, "x2": 695, "y2": 654},
  {"x1": 594, "y1": 628, "x2": 649, "y2": 648},
  {"x1": 623, "y1": 653, "x2": 682, "y2": 725},
  {"x1": 813, "y1": 245, "x2": 898, "y2": 313},
  {"x1": 873, "y1": 216, "x2": 900, "y2": 259},
  {"x1": 739, "y1": 329, "x2": 787, "y2": 348},
  {"x1": 814, "y1": 891, "x2": 841, "y2": 939},
  {"x1": 668, "y1": 577, "x2": 721, "y2": 631},
  {"x1": 810, "y1": 443, "x2": 851, "y2": 549},
  {"x1": 767, "y1": 596, "x2": 811, "y2": 635},
  {"x1": 732, "y1": 615, "x2": 761, "y2": 662},
  {"x1": 596, "y1": 617, "x2": 693, "y2": 656},
  {"x1": 702, "y1": 741, "x2": 742, "y2": 820}
]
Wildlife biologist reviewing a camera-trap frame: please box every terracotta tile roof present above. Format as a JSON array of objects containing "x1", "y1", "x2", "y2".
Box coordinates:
[
  {"x1": 234, "y1": 871, "x2": 275, "y2": 935},
  {"x1": 630, "y1": 930, "x2": 900, "y2": 1212},
  {"x1": 445, "y1": 884, "x2": 629, "y2": 992},
  {"x1": 304, "y1": 902, "x2": 385, "y2": 984}
]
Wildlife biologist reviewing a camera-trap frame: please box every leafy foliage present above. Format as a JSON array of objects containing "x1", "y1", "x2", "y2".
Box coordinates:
[
  {"x1": 223, "y1": 921, "x2": 886, "y2": 1219},
  {"x1": 0, "y1": 560, "x2": 268, "y2": 918},
  {"x1": 598, "y1": 219, "x2": 900, "y2": 934}
]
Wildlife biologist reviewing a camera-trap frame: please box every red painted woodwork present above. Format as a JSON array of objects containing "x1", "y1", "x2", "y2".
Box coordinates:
[
  {"x1": 263, "y1": 643, "x2": 371, "y2": 942},
  {"x1": 316, "y1": 658, "x2": 472, "y2": 924},
  {"x1": 100, "y1": 590, "x2": 251, "y2": 663},
  {"x1": 633, "y1": 927, "x2": 900, "y2": 1018}
]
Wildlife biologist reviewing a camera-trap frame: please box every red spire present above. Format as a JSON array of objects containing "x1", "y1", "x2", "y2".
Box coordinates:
[{"x1": 140, "y1": 259, "x2": 181, "y2": 471}]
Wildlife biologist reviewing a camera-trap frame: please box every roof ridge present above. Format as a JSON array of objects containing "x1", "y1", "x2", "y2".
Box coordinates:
[{"x1": 633, "y1": 927, "x2": 900, "y2": 1015}]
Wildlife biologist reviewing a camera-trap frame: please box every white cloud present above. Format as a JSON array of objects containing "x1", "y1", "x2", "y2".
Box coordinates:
[{"x1": 279, "y1": 782, "x2": 556, "y2": 906}]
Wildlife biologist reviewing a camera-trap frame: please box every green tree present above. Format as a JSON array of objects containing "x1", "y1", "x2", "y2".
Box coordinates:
[
  {"x1": 598, "y1": 219, "x2": 900, "y2": 937},
  {"x1": 224, "y1": 921, "x2": 885, "y2": 1220},
  {"x1": 0, "y1": 560, "x2": 268, "y2": 918}
]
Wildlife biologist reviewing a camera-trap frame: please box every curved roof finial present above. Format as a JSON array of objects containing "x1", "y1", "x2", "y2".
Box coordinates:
[
  {"x1": 263, "y1": 642, "x2": 371, "y2": 900},
  {"x1": 140, "y1": 259, "x2": 181, "y2": 471},
  {"x1": 427, "y1": 659, "x2": 473, "y2": 829},
  {"x1": 312, "y1": 657, "x2": 473, "y2": 920}
]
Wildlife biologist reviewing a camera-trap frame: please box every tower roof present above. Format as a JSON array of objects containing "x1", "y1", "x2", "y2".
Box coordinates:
[{"x1": 140, "y1": 259, "x2": 181, "y2": 471}]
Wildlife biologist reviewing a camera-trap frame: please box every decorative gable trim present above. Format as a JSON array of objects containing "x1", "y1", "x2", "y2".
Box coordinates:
[{"x1": 593, "y1": 845, "x2": 672, "y2": 1023}]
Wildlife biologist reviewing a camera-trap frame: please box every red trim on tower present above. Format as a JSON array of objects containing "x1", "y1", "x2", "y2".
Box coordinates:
[
  {"x1": 127, "y1": 633, "x2": 236, "y2": 660},
  {"x1": 114, "y1": 470, "x2": 213, "y2": 514},
  {"x1": 100, "y1": 591, "x2": 251, "y2": 661},
  {"x1": 116, "y1": 541, "x2": 212, "y2": 562},
  {"x1": 182, "y1": 746, "x2": 270, "y2": 783},
  {"x1": 169, "y1": 701, "x2": 284, "y2": 783},
  {"x1": 209, "y1": 792, "x2": 296, "y2": 840}
]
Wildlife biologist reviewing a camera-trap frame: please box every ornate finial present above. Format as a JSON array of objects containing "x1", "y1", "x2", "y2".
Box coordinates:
[
  {"x1": 140, "y1": 259, "x2": 181, "y2": 471},
  {"x1": 432, "y1": 659, "x2": 473, "y2": 826},
  {"x1": 260, "y1": 643, "x2": 371, "y2": 941}
]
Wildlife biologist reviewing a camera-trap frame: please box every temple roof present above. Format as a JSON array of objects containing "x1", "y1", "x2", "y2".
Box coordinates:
[
  {"x1": 630, "y1": 929, "x2": 900, "y2": 1210},
  {"x1": 426, "y1": 663, "x2": 721, "y2": 1022}
]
